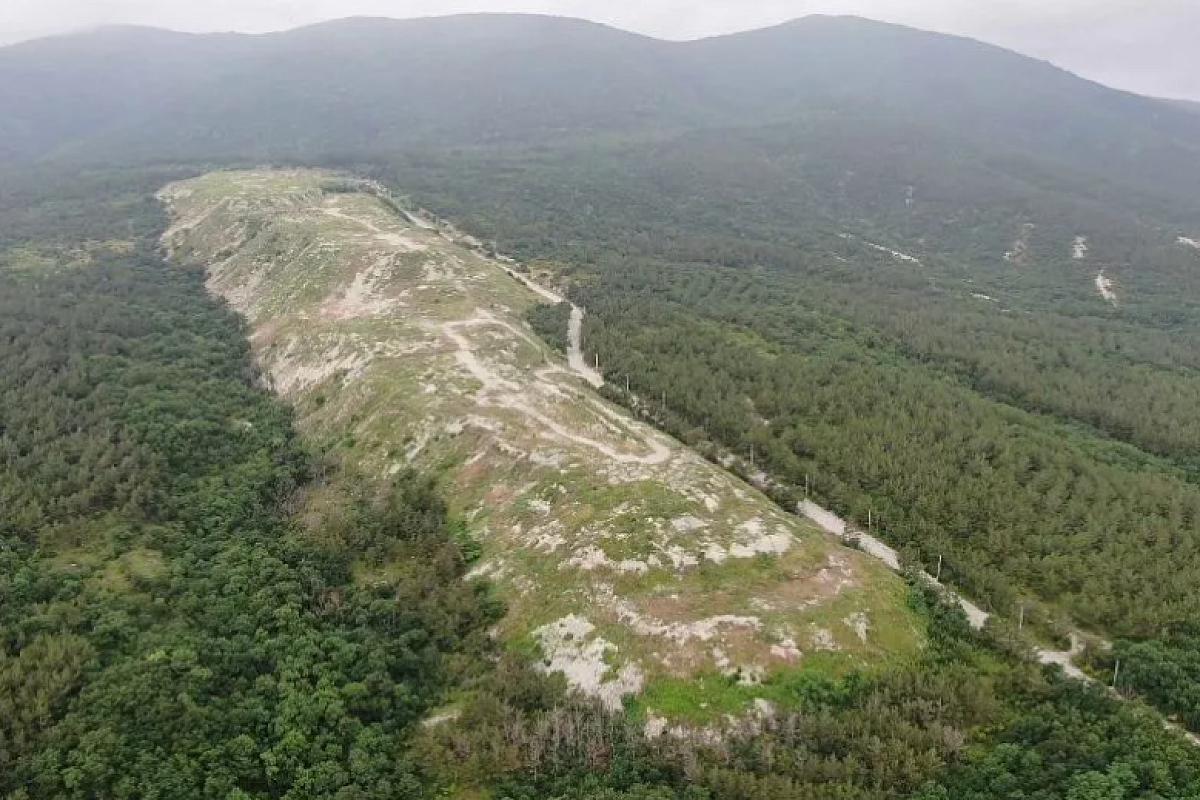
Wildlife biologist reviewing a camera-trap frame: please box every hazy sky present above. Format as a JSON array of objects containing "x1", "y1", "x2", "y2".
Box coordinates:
[{"x1": 2, "y1": 0, "x2": 1198, "y2": 100}]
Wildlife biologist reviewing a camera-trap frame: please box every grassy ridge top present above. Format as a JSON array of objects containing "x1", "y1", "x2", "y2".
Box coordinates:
[{"x1": 160, "y1": 169, "x2": 923, "y2": 718}]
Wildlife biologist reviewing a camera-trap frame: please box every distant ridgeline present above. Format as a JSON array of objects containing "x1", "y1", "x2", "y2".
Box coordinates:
[{"x1": 1, "y1": 14, "x2": 1199, "y2": 215}]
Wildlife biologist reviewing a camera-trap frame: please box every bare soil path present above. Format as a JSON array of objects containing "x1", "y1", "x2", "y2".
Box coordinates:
[
  {"x1": 441, "y1": 312, "x2": 668, "y2": 465},
  {"x1": 800, "y1": 500, "x2": 1083, "y2": 676}
]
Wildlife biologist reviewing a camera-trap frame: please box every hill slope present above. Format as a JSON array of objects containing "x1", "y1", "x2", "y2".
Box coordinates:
[
  {"x1": 0, "y1": 27, "x2": 252, "y2": 161},
  {"x1": 9, "y1": 6, "x2": 1200, "y2": 702},
  {"x1": 680, "y1": 16, "x2": 1200, "y2": 205},
  {"x1": 4, "y1": 14, "x2": 1200, "y2": 209},
  {"x1": 5, "y1": 15, "x2": 711, "y2": 162},
  {"x1": 378, "y1": 118, "x2": 1200, "y2": 638},
  {"x1": 159, "y1": 169, "x2": 921, "y2": 717}
]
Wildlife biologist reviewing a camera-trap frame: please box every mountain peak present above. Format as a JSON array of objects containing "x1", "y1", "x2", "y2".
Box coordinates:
[{"x1": 2, "y1": 8, "x2": 1199, "y2": 208}]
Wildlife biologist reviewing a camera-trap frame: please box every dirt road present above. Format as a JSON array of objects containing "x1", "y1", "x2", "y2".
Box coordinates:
[
  {"x1": 441, "y1": 312, "x2": 666, "y2": 465},
  {"x1": 799, "y1": 500, "x2": 1081, "y2": 675},
  {"x1": 568, "y1": 306, "x2": 605, "y2": 388}
]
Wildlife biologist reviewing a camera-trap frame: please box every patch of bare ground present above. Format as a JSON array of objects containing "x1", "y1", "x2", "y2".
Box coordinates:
[{"x1": 1005, "y1": 223, "x2": 1036, "y2": 264}]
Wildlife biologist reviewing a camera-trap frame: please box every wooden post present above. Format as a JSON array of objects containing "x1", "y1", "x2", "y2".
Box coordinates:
[
  {"x1": 1018, "y1": 604, "x2": 1025, "y2": 632},
  {"x1": 935, "y1": 554, "x2": 943, "y2": 582}
]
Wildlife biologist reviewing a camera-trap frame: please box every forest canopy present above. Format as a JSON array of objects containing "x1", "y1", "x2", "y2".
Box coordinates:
[{"x1": 4, "y1": 163, "x2": 1200, "y2": 798}]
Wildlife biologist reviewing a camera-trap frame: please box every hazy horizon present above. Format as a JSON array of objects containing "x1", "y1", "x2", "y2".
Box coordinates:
[{"x1": 2, "y1": 2, "x2": 1198, "y2": 101}]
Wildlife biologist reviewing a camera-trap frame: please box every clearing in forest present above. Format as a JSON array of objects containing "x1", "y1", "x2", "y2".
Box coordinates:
[{"x1": 159, "y1": 169, "x2": 922, "y2": 720}]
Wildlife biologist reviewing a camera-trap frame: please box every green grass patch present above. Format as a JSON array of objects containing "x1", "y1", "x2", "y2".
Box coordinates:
[{"x1": 632, "y1": 659, "x2": 879, "y2": 725}]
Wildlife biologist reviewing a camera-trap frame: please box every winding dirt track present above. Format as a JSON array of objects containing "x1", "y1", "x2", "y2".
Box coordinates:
[
  {"x1": 440, "y1": 312, "x2": 669, "y2": 466},
  {"x1": 567, "y1": 306, "x2": 605, "y2": 389},
  {"x1": 498, "y1": 265, "x2": 604, "y2": 389}
]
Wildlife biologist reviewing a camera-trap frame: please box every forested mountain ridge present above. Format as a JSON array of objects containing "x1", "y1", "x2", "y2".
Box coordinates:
[
  {"x1": 6, "y1": 12, "x2": 1200, "y2": 211},
  {"x1": 156, "y1": 168, "x2": 921, "y2": 720},
  {"x1": 0, "y1": 27, "x2": 252, "y2": 161}
]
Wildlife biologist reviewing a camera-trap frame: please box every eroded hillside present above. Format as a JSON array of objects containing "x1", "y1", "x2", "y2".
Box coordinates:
[{"x1": 159, "y1": 169, "x2": 921, "y2": 717}]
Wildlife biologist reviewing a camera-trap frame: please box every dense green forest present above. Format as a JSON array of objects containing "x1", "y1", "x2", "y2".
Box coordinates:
[
  {"x1": 0, "y1": 170, "x2": 503, "y2": 796},
  {"x1": 20, "y1": 158, "x2": 1200, "y2": 800},
  {"x1": 6, "y1": 166, "x2": 1200, "y2": 797},
  {"x1": 1095, "y1": 626, "x2": 1200, "y2": 736}
]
